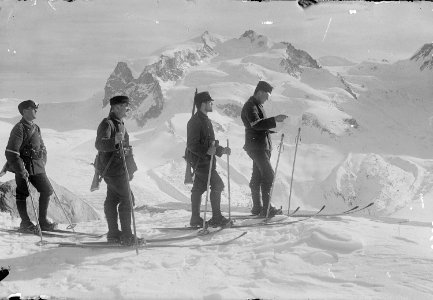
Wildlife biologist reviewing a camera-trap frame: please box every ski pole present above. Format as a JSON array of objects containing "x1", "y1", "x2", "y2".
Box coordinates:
[
  {"x1": 25, "y1": 178, "x2": 46, "y2": 246},
  {"x1": 48, "y1": 179, "x2": 76, "y2": 231},
  {"x1": 226, "y1": 139, "x2": 231, "y2": 221},
  {"x1": 288, "y1": 127, "x2": 301, "y2": 215},
  {"x1": 200, "y1": 148, "x2": 215, "y2": 234},
  {"x1": 266, "y1": 133, "x2": 285, "y2": 221},
  {"x1": 119, "y1": 140, "x2": 139, "y2": 255}
]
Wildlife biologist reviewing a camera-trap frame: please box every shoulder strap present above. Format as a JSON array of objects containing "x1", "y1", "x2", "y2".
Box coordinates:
[
  {"x1": 19, "y1": 123, "x2": 37, "y2": 152},
  {"x1": 99, "y1": 118, "x2": 117, "y2": 178}
]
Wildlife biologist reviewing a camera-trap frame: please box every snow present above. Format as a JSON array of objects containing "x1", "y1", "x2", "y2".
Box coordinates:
[{"x1": 1, "y1": 1, "x2": 433, "y2": 299}]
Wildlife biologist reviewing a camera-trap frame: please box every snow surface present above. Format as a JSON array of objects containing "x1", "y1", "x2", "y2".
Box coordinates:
[{"x1": 1, "y1": 1, "x2": 433, "y2": 300}]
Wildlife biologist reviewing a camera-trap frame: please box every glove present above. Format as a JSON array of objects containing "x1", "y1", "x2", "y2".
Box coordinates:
[{"x1": 223, "y1": 147, "x2": 231, "y2": 155}]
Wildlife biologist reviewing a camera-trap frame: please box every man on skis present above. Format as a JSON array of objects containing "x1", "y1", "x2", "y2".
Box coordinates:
[
  {"x1": 95, "y1": 95, "x2": 142, "y2": 245},
  {"x1": 241, "y1": 81, "x2": 288, "y2": 217},
  {"x1": 186, "y1": 91, "x2": 231, "y2": 228},
  {"x1": 5, "y1": 100, "x2": 57, "y2": 233}
]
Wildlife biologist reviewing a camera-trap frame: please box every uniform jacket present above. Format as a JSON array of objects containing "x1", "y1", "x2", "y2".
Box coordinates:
[
  {"x1": 241, "y1": 96, "x2": 276, "y2": 152},
  {"x1": 95, "y1": 113, "x2": 137, "y2": 178},
  {"x1": 186, "y1": 111, "x2": 224, "y2": 170},
  {"x1": 5, "y1": 118, "x2": 47, "y2": 176}
]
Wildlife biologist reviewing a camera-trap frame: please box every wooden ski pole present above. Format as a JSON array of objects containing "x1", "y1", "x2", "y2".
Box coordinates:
[
  {"x1": 288, "y1": 128, "x2": 301, "y2": 215},
  {"x1": 25, "y1": 178, "x2": 46, "y2": 246},
  {"x1": 226, "y1": 139, "x2": 231, "y2": 221},
  {"x1": 266, "y1": 133, "x2": 285, "y2": 221},
  {"x1": 119, "y1": 140, "x2": 139, "y2": 255},
  {"x1": 201, "y1": 152, "x2": 214, "y2": 234},
  {"x1": 48, "y1": 179, "x2": 76, "y2": 231}
]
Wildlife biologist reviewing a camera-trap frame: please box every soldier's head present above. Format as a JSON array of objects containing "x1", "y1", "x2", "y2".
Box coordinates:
[
  {"x1": 253, "y1": 81, "x2": 273, "y2": 104},
  {"x1": 18, "y1": 100, "x2": 39, "y2": 121},
  {"x1": 109, "y1": 95, "x2": 130, "y2": 119},
  {"x1": 194, "y1": 91, "x2": 214, "y2": 114}
]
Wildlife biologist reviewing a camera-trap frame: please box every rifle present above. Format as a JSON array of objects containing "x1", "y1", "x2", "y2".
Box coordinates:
[
  {"x1": 184, "y1": 88, "x2": 198, "y2": 185},
  {"x1": 90, "y1": 153, "x2": 115, "y2": 192},
  {"x1": 0, "y1": 162, "x2": 8, "y2": 177}
]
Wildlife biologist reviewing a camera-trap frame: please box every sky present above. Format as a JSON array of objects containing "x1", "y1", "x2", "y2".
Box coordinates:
[{"x1": 0, "y1": 0, "x2": 432, "y2": 103}]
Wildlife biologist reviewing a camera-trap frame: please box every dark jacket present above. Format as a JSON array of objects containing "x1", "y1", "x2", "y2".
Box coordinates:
[
  {"x1": 5, "y1": 118, "x2": 47, "y2": 176},
  {"x1": 95, "y1": 113, "x2": 137, "y2": 178},
  {"x1": 186, "y1": 111, "x2": 224, "y2": 170},
  {"x1": 241, "y1": 96, "x2": 276, "y2": 152}
]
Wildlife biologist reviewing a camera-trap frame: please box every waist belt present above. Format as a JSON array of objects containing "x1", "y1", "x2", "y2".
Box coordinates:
[
  {"x1": 21, "y1": 149, "x2": 45, "y2": 159},
  {"x1": 116, "y1": 146, "x2": 133, "y2": 157}
]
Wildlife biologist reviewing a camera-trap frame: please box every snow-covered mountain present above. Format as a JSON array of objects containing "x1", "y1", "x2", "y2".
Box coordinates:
[
  {"x1": 1, "y1": 27, "x2": 433, "y2": 300},
  {"x1": 410, "y1": 43, "x2": 433, "y2": 71},
  {"x1": 102, "y1": 30, "x2": 331, "y2": 127}
]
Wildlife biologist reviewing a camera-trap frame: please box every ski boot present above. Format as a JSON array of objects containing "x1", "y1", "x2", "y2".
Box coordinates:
[
  {"x1": 106, "y1": 230, "x2": 122, "y2": 244},
  {"x1": 190, "y1": 216, "x2": 207, "y2": 228},
  {"x1": 18, "y1": 220, "x2": 40, "y2": 235},
  {"x1": 120, "y1": 234, "x2": 145, "y2": 247},
  {"x1": 39, "y1": 219, "x2": 58, "y2": 231},
  {"x1": 259, "y1": 206, "x2": 283, "y2": 218},
  {"x1": 250, "y1": 205, "x2": 263, "y2": 216},
  {"x1": 207, "y1": 215, "x2": 232, "y2": 228}
]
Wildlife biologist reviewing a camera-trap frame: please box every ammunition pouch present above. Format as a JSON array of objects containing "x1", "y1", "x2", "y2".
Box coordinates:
[{"x1": 21, "y1": 148, "x2": 45, "y2": 160}]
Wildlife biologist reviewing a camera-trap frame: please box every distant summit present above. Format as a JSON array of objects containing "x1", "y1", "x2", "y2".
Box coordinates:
[
  {"x1": 102, "y1": 30, "x2": 324, "y2": 126},
  {"x1": 280, "y1": 42, "x2": 320, "y2": 77},
  {"x1": 103, "y1": 32, "x2": 218, "y2": 126},
  {"x1": 240, "y1": 30, "x2": 272, "y2": 48},
  {"x1": 410, "y1": 43, "x2": 433, "y2": 71}
]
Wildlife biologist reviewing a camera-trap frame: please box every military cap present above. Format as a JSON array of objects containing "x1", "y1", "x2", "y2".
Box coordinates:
[
  {"x1": 194, "y1": 91, "x2": 214, "y2": 106},
  {"x1": 18, "y1": 100, "x2": 39, "y2": 115},
  {"x1": 109, "y1": 95, "x2": 130, "y2": 106},
  {"x1": 255, "y1": 81, "x2": 273, "y2": 94}
]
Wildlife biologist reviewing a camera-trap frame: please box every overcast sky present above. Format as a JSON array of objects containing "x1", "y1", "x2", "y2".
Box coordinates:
[{"x1": 0, "y1": 0, "x2": 432, "y2": 103}]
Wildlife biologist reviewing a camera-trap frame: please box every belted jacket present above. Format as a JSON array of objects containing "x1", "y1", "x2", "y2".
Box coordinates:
[
  {"x1": 5, "y1": 118, "x2": 47, "y2": 176},
  {"x1": 186, "y1": 111, "x2": 224, "y2": 170},
  {"x1": 241, "y1": 96, "x2": 276, "y2": 152},
  {"x1": 95, "y1": 113, "x2": 137, "y2": 178}
]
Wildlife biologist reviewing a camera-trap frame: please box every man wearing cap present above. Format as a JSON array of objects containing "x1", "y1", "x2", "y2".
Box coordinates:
[
  {"x1": 95, "y1": 95, "x2": 141, "y2": 246},
  {"x1": 186, "y1": 91, "x2": 231, "y2": 227},
  {"x1": 5, "y1": 100, "x2": 56, "y2": 233},
  {"x1": 241, "y1": 81, "x2": 288, "y2": 217}
]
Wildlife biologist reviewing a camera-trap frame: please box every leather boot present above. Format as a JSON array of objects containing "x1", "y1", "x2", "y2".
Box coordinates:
[
  {"x1": 38, "y1": 194, "x2": 57, "y2": 230},
  {"x1": 190, "y1": 192, "x2": 203, "y2": 227},
  {"x1": 104, "y1": 199, "x2": 121, "y2": 237},
  {"x1": 261, "y1": 182, "x2": 272, "y2": 213},
  {"x1": 16, "y1": 199, "x2": 31, "y2": 223},
  {"x1": 250, "y1": 185, "x2": 262, "y2": 215},
  {"x1": 118, "y1": 206, "x2": 132, "y2": 237},
  {"x1": 210, "y1": 189, "x2": 222, "y2": 219}
]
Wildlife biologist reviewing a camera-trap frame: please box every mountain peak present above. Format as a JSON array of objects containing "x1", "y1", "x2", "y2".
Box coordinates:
[
  {"x1": 410, "y1": 43, "x2": 433, "y2": 71},
  {"x1": 239, "y1": 30, "x2": 270, "y2": 48}
]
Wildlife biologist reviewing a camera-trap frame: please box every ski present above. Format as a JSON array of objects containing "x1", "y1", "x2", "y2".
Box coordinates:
[
  {"x1": 229, "y1": 205, "x2": 325, "y2": 229},
  {"x1": 1, "y1": 228, "x2": 104, "y2": 239},
  {"x1": 0, "y1": 228, "x2": 74, "y2": 238},
  {"x1": 48, "y1": 227, "x2": 226, "y2": 245},
  {"x1": 154, "y1": 221, "x2": 235, "y2": 232},
  {"x1": 230, "y1": 206, "x2": 301, "y2": 220},
  {"x1": 53, "y1": 232, "x2": 247, "y2": 249},
  {"x1": 43, "y1": 229, "x2": 105, "y2": 238},
  {"x1": 292, "y1": 202, "x2": 374, "y2": 218}
]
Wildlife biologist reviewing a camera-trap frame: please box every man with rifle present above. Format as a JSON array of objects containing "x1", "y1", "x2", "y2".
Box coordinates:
[
  {"x1": 95, "y1": 95, "x2": 142, "y2": 246},
  {"x1": 4, "y1": 100, "x2": 56, "y2": 234},
  {"x1": 241, "y1": 81, "x2": 288, "y2": 217},
  {"x1": 185, "y1": 91, "x2": 231, "y2": 228}
]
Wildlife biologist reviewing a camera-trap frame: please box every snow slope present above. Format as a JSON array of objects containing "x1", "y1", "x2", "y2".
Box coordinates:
[{"x1": 1, "y1": 3, "x2": 433, "y2": 299}]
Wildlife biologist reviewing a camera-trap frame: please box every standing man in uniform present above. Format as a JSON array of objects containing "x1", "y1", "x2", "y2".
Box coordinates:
[
  {"x1": 186, "y1": 91, "x2": 231, "y2": 227},
  {"x1": 95, "y1": 95, "x2": 142, "y2": 245},
  {"x1": 5, "y1": 100, "x2": 56, "y2": 233},
  {"x1": 241, "y1": 81, "x2": 288, "y2": 217}
]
